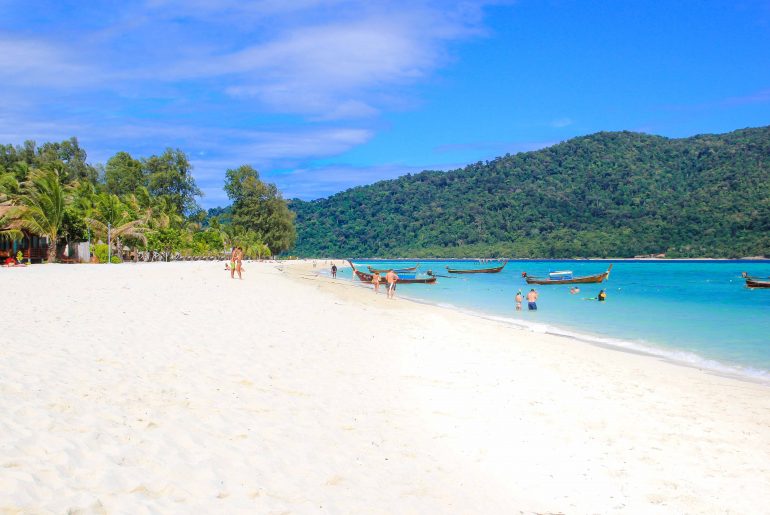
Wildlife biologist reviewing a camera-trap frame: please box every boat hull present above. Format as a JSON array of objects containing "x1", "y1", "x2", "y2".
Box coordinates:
[
  {"x1": 524, "y1": 264, "x2": 613, "y2": 285},
  {"x1": 746, "y1": 278, "x2": 770, "y2": 288},
  {"x1": 367, "y1": 265, "x2": 418, "y2": 273},
  {"x1": 446, "y1": 262, "x2": 507, "y2": 274}
]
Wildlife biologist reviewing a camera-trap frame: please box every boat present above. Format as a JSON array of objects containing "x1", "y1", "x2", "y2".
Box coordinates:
[
  {"x1": 742, "y1": 272, "x2": 770, "y2": 288},
  {"x1": 446, "y1": 261, "x2": 507, "y2": 274},
  {"x1": 746, "y1": 277, "x2": 770, "y2": 288},
  {"x1": 367, "y1": 265, "x2": 419, "y2": 273},
  {"x1": 523, "y1": 264, "x2": 613, "y2": 285},
  {"x1": 353, "y1": 269, "x2": 436, "y2": 284}
]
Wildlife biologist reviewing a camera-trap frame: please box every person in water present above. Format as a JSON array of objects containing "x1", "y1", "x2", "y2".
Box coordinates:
[
  {"x1": 597, "y1": 289, "x2": 607, "y2": 302},
  {"x1": 331, "y1": 263, "x2": 337, "y2": 278},
  {"x1": 515, "y1": 290, "x2": 523, "y2": 311},
  {"x1": 372, "y1": 271, "x2": 382, "y2": 293},
  {"x1": 526, "y1": 289, "x2": 538, "y2": 310},
  {"x1": 570, "y1": 286, "x2": 580, "y2": 294}
]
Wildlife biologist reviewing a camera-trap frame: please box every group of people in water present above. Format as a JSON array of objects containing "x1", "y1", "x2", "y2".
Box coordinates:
[
  {"x1": 515, "y1": 289, "x2": 539, "y2": 310},
  {"x1": 515, "y1": 287, "x2": 606, "y2": 310}
]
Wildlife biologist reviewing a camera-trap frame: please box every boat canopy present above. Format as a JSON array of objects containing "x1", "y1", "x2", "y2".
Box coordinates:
[{"x1": 548, "y1": 271, "x2": 574, "y2": 280}]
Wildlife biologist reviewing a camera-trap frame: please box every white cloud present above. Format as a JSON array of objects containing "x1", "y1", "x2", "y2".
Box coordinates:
[
  {"x1": 0, "y1": 37, "x2": 93, "y2": 87},
  {"x1": 163, "y1": 8, "x2": 477, "y2": 118},
  {"x1": 0, "y1": 0, "x2": 505, "y2": 204}
]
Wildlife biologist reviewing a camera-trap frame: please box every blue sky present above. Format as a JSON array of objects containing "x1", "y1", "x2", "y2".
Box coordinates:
[{"x1": 2, "y1": 0, "x2": 769, "y2": 207}]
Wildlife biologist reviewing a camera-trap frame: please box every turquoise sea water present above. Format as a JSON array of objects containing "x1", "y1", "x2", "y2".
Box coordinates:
[{"x1": 339, "y1": 260, "x2": 770, "y2": 382}]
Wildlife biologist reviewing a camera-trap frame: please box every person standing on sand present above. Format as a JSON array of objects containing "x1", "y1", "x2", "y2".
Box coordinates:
[
  {"x1": 515, "y1": 290, "x2": 523, "y2": 311},
  {"x1": 232, "y1": 247, "x2": 243, "y2": 280},
  {"x1": 385, "y1": 269, "x2": 399, "y2": 299},
  {"x1": 372, "y1": 271, "x2": 382, "y2": 293},
  {"x1": 526, "y1": 288, "x2": 538, "y2": 310},
  {"x1": 230, "y1": 247, "x2": 237, "y2": 279},
  {"x1": 331, "y1": 263, "x2": 337, "y2": 278}
]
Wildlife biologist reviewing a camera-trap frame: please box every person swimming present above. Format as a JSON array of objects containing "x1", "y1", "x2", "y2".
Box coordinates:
[{"x1": 597, "y1": 289, "x2": 607, "y2": 301}]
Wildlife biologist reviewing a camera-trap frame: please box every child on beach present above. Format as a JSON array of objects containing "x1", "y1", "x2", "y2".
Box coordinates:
[
  {"x1": 372, "y1": 271, "x2": 381, "y2": 293},
  {"x1": 515, "y1": 290, "x2": 523, "y2": 311}
]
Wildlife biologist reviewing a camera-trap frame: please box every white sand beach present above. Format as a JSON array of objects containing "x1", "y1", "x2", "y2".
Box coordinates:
[{"x1": 2, "y1": 261, "x2": 769, "y2": 514}]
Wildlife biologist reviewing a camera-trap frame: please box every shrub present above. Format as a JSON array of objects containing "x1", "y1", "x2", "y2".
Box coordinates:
[{"x1": 92, "y1": 243, "x2": 108, "y2": 263}]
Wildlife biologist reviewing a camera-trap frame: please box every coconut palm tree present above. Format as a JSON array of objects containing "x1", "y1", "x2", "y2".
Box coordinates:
[
  {"x1": 86, "y1": 192, "x2": 148, "y2": 259},
  {"x1": 0, "y1": 171, "x2": 19, "y2": 199},
  {"x1": 237, "y1": 230, "x2": 272, "y2": 260},
  {"x1": 10, "y1": 169, "x2": 71, "y2": 262},
  {"x1": 0, "y1": 173, "x2": 22, "y2": 240}
]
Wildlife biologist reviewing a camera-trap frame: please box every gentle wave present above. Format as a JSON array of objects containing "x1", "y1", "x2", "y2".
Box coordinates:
[{"x1": 407, "y1": 295, "x2": 770, "y2": 385}]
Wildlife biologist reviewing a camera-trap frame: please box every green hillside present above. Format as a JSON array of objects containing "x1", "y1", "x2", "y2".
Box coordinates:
[{"x1": 289, "y1": 127, "x2": 770, "y2": 258}]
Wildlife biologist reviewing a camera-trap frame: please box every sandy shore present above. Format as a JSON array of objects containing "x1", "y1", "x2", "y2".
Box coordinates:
[{"x1": 2, "y1": 261, "x2": 769, "y2": 514}]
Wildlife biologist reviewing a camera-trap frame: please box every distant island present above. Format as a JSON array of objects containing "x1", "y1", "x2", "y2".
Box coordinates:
[{"x1": 289, "y1": 127, "x2": 770, "y2": 258}]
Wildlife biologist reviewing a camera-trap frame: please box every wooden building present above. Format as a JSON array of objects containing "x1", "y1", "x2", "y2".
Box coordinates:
[{"x1": 0, "y1": 204, "x2": 50, "y2": 262}]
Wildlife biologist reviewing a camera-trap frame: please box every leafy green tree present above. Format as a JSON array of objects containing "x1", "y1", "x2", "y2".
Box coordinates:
[
  {"x1": 147, "y1": 227, "x2": 183, "y2": 261},
  {"x1": 224, "y1": 165, "x2": 296, "y2": 255},
  {"x1": 191, "y1": 228, "x2": 225, "y2": 256},
  {"x1": 36, "y1": 137, "x2": 98, "y2": 183},
  {"x1": 105, "y1": 151, "x2": 144, "y2": 196},
  {"x1": 144, "y1": 148, "x2": 202, "y2": 216}
]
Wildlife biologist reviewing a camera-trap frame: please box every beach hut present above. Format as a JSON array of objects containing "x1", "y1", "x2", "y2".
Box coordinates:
[{"x1": 0, "y1": 204, "x2": 50, "y2": 263}]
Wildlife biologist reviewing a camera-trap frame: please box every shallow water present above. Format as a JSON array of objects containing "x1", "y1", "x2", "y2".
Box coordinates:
[{"x1": 339, "y1": 260, "x2": 770, "y2": 381}]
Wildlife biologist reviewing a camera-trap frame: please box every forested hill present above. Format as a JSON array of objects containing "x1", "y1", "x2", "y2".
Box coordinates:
[{"x1": 288, "y1": 127, "x2": 770, "y2": 258}]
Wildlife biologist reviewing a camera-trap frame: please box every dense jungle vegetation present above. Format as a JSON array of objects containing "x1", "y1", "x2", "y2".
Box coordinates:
[{"x1": 289, "y1": 127, "x2": 770, "y2": 258}]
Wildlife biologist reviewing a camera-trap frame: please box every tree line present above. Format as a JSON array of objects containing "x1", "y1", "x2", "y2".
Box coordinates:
[
  {"x1": 289, "y1": 127, "x2": 770, "y2": 258},
  {"x1": 0, "y1": 137, "x2": 296, "y2": 262}
]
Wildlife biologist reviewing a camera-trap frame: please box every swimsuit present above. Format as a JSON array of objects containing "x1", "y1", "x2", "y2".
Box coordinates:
[{"x1": 528, "y1": 301, "x2": 537, "y2": 310}]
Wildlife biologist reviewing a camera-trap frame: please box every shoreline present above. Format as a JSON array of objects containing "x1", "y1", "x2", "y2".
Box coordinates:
[
  {"x1": 295, "y1": 263, "x2": 770, "y2": 387},
  {"x1": 4, "y1": 261, "x2": 770, "y2": 512},
  {"x1": 308, "y1": 261, "x2": 770, "y2": 386}
]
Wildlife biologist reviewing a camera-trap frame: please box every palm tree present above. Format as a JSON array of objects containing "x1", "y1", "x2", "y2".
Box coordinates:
[
  {"x1": 237, "y1": 230, "x2": 272, "y2": 260},
  {"x1": 0, "y1": 173, "x2": 22, "y2": 241},
  {"x1": 86, "y1": 192, "x2": 148, "y2": 259},
  {"x1": 10, "y1": 169, "x2": 71, "y2": 262},
  {"x1": 0, "y1": 171, "x2": 20, "y2": 199}
]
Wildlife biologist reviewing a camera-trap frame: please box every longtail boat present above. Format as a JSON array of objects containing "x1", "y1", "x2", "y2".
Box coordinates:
[
  {"x1": 446, "y1": 261, "x2": 508, "y2": 274},
  {"x1": 742, "y1": 272, "x2": 770, "y2": 288},
  {"x1": 524, "y1": 264, "x2": 613, "y2": 285},
  {"x1": 367, "y1": 265, "x2": 418, "y2": 273},
  {"x1": 746, "y1": 278, "x2": 770, "y2": 288},
  {"x1": 354, "y1": 269, "x2": 436, "y2": 284}
]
